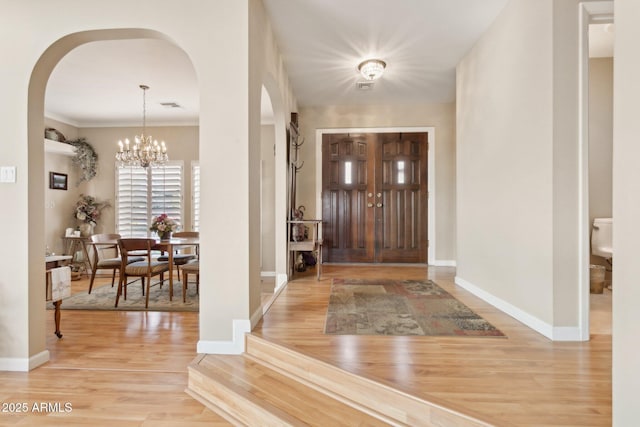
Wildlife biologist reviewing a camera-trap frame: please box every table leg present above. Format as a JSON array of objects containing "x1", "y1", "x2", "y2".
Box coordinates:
[
  {"x1": 169, "y1": 250, "x2": 173, "y2": 300},
  {"x1": 53, "y1": 300, "x2": 62, "y2": 338},
  {"x1": 81, "y1": 241, "x2": 93, "y2": 274}
]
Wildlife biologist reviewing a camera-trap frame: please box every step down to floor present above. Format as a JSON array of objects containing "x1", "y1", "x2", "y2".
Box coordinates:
[
  {"x1": 187, "y1": 334, "x2": 495, "y2": 426},
  {"x1": 187, "y1": 353, "x2": 392, "y2": 426}
]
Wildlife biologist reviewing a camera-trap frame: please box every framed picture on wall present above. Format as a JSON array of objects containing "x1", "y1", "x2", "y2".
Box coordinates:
[{"x1": 49, "y1": 172, "x2": 68, "y2": 190}]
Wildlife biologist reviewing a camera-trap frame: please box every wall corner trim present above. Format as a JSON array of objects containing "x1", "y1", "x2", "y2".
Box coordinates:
[
  {"x1": 454, "y1": 276, "x2": 586, "y2": 342},
  {"x1": 196, "y1": 319, "x2": 251, "y2": 355}
]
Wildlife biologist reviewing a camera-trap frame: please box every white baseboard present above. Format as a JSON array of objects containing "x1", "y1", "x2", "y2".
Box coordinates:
[
  {"x1": 196, "y1": 319, "x2": 251, "y2": 355},
  {"x1": 431, "y1": 260, "x2": 457, "y2": 267},
  {"x1": 454, "y1": 276, "x2": 585, "y2": 341},
  {"x1": 275, "y1": 273, "x2": 287, "y2": 291},
  {"x1": 0, "y1": 350, "x2": 49, "y2": 372},
  {"x1": 250, "y1": 305, "x2": 263, "y2": 329}
]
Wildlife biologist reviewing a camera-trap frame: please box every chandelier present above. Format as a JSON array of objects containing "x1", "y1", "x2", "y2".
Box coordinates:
[
  {"x1": 358, "y1": 59, "x2": 386, "y2": 81},
  {"x1": 116, "y1": 85, "x2": 169, "y2": 168}
]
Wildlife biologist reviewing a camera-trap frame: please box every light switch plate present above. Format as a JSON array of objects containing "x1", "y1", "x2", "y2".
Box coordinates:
[{"x1": 0, "y1": 166, "x2": 17, "y2": 183}]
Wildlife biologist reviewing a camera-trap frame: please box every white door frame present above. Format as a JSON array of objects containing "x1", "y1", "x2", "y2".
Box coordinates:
[
  {"x1": 315, "y1": 126, "x2": 437, "y2": 265},
  {"x1": 578, "y1": 1, "x2": 614, "y2": 340}
]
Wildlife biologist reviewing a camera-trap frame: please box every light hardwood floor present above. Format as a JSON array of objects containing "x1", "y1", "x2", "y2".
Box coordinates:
[
  {"x1": 0, "y1": 276, "x2": 230, "y2": 426},
  {"x1": 254, "y1": 265, "x2": 612, "y2": 426},
  {"x1": 0, "y1": 266, "x2": 611, "y2": 426}
]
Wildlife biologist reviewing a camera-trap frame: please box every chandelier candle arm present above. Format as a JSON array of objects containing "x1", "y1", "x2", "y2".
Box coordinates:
[{"x1": 115, "y1": 85, "x2": 169, "y2": 168}]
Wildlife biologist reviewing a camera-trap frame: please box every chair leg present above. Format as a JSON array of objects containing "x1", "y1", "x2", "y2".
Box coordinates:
[
  {"x1": 145, "y1": 275, "x2": 151, "y2": 308},
  {"x1": 115, "y1": 274, "x2": 124, "y2": 307},
  {"x1": 182, "y1": 270, "x2": 187, "y2": 303},
  {"x1": 111, "y1": 269, "x2": 117, "y2": 287},
  {"x1": 88, "y1": 263, "x2": 99, "y2": 294}
]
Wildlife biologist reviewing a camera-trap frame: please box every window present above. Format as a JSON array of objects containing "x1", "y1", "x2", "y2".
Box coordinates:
[
  {"x1": 116, "y1": 162, "x2": 184, "y2": 237},
  {"x1": 191, "y1": 162, "x2": 200, "y2": 231}
]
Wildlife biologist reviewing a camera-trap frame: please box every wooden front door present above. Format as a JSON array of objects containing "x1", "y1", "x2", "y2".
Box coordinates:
[{"x1": 322, "y1": 132, "x2": 428, "y2": 263}]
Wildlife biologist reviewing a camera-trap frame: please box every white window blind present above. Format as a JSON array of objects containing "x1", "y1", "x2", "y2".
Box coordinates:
[
  {"x1": 116, "y1": 166, "x2": 149, "y2": 237},
  {"x1": 116, "y1": 162, "x2": 184, "y2": 237},
  {"x1": 192, "y1": 162, "x2": 200, "y2": 231},
  {"x1": 151, "y1": 164, "x2": 184, "y2": 230}
]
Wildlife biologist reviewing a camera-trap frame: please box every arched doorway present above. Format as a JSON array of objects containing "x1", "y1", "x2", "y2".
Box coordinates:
[{"x1": 28, "y1": 28, "x2": 199, "y2": 368}]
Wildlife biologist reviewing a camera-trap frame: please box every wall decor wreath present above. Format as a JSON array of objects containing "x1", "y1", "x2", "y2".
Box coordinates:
[{"x1": 66, "y1": 138, "x2": 98, "y2": 184}]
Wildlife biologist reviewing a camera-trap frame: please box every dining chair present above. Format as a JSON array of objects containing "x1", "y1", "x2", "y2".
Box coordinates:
[
  {"x1": 180, "y1": 260, "x2": 199, "y2": 303},
  {"x1": 88, "y1": 233, "x2": 145, "y2": 294},
  {"x1": 116, "y1": 238, "x2": 170, "y2": 308},
  {"x1": 157, "y1": 231, "x2": 199, "y2": 276}
]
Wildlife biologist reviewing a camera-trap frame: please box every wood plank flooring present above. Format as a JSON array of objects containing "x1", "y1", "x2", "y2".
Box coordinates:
[
  {"x1": 253, "y1": 265, "x2": 612, "y2": 426},
  {"x1": 0, "y1": 275, "x2": 230, "y2": 426},
  {"x1": 0, "y1": 266, "x2": 611, "y2": 426}
]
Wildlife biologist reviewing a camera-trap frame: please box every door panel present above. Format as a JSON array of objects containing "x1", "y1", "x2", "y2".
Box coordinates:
[
  {"x1": 376, "y1": 133, "x2": 428, "y2": 263},
  {"x1": 322, "y1": 132, "x2": 427, "y2": 263},
  {"x1": 322, "y1": 134, "x2": 375, "y2": 262}
]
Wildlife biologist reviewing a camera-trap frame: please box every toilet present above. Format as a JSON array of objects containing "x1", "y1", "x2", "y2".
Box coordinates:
[{"x1": 591, "y1": 217, "x2": 612, "y2": 260}]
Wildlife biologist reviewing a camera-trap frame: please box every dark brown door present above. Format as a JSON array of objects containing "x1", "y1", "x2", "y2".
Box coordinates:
[
  {"x1": 375, "y1": 133, "x2": 428, "y2": 263},
  {"x1": 322, "y1": 133, "x2": 375, "y2": 262},
  {"x1": 322, "y1": 132, "x2": 428, "y2": 263}
]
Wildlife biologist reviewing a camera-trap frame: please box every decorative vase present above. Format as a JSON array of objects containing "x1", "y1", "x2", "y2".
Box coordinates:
[
  {"x1": 158, "y1": 231, "x2": 172, "y2": 241},
  {"x1": 78, "y1": 223, "x2": 94, "y2": 237}
]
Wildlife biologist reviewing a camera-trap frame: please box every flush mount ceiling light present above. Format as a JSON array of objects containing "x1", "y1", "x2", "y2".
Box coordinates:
[
  {"x1": 116, "y1": 85, "x2": 169, "y2": 168},
  {"x1": 357, "y1": 59, "x2": 386, "y2": 81}
]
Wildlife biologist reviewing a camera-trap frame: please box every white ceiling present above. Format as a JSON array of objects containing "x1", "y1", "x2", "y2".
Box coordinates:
[{"x1": 44, "y1": 1, "x2": 613, "y2": 128}]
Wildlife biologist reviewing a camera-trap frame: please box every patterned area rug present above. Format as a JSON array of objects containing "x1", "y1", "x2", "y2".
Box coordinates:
[
  {"x1": 324, "y1": 278, "x2": 505, "y2": 337},
  {"x1": 47, "y1": 281, "x2": 198, "y2": 312}
]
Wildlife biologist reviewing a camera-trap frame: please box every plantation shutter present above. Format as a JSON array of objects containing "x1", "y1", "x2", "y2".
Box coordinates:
[
  {"x1": 116, "y1": 166, "x2": 149, "y2": 237},
  {"x1": 192, "y1": 162, "x2": 200, "y2": 231},
  {"x1": 116, "y1": 162, "x2": 184, "y2": 236},
  {"x1": 151, "y1": 163, "x2": 184, "y2": 230}
]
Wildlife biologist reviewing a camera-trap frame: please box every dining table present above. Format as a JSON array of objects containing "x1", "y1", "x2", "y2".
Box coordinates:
[
  {"x1": 152, "y1": 237, "x2": 199, "y2": 299},
  {"x1": 88, "y1": 236, "x2": 199, "y2": 302}
]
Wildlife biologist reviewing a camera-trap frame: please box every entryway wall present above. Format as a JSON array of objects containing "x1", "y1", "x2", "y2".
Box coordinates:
[{"x1": 296, "y1": 104, "x2": 456, "y2": 266}]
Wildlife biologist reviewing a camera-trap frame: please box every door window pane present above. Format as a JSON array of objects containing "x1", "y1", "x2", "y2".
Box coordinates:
[
  {"x1": 344, "y1": 161, "x2": 352, "y2": 185},
  {"x1": 397, "y1": 160, "x2": 405, "y2": 184}
]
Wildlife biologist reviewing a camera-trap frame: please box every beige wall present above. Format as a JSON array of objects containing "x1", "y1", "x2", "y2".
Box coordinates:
[
  {"x1": 456, "y1": 0, "x2": 582, "y2": 336},
  {"x1": 297, "y1": 103, "x2": 456, "y2": 262},
  {"x1": 613, "y1": 0, "x2": 640, "y2": 422},
  {"x1": 0, "y1": 0, "x2": 295, "y2": 368},
  {"x1": 44, "y1": 118, "x2": 82, "y2": 256},
  {"x1": 588, "y1": 57, "x2": 613, "y2": 269},
  {"x1": 79, "y1": 125, "x2": 199, "y2": 233}
]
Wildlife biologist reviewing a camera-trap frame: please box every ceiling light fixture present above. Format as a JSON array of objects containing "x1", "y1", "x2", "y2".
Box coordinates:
[
  {"x1": 358, "y1": 59, "x2": 386, "y2": 81},
  {"x1": 116, "y1": 85, "x2": 168, "y2": 168}
]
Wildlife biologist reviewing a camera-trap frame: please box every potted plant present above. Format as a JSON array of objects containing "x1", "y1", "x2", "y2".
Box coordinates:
[{"x1": 74, "y1": 194, "x2": 110, "y2": 236}]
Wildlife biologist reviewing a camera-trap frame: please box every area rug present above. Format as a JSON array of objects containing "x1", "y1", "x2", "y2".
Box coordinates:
[
  {"x1": 47, "y1": 281, "x2": 198, "y2": 312},
  {"x1": 324, "y1": 278, "x2": 505, "y2": 337}
]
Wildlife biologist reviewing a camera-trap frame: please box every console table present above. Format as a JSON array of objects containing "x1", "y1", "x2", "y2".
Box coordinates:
[
  {"x1": 63, "y1": 235, "x2": 93, "y2": 274},
  {"x1": 45, "y1": 255, "x2": 72, "y2": 338}
]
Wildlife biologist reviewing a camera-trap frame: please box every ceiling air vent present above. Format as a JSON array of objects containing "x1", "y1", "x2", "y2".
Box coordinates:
[
  {"x1": 356, "y1": 81, "x2": 375, "y2": 91},
  {"x1": 160, "y1": 102, "x2": 181, "y2": 108}
]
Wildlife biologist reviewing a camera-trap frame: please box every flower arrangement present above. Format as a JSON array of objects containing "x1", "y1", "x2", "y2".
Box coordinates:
[
  {"x1": 150, "y1": 213, "x2": 177, "y2": 239},
  {"x1": 74, "y1": 194, "x2": 110, "y2": 226}
]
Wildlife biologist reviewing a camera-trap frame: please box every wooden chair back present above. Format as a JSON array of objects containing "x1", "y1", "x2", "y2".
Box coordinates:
[
  {"x1": 91, "y1": 233, "x2": 121, "y2": 260},
  {"x1": 173, "y1": 231, "x2": 199, "y2": 238}
]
